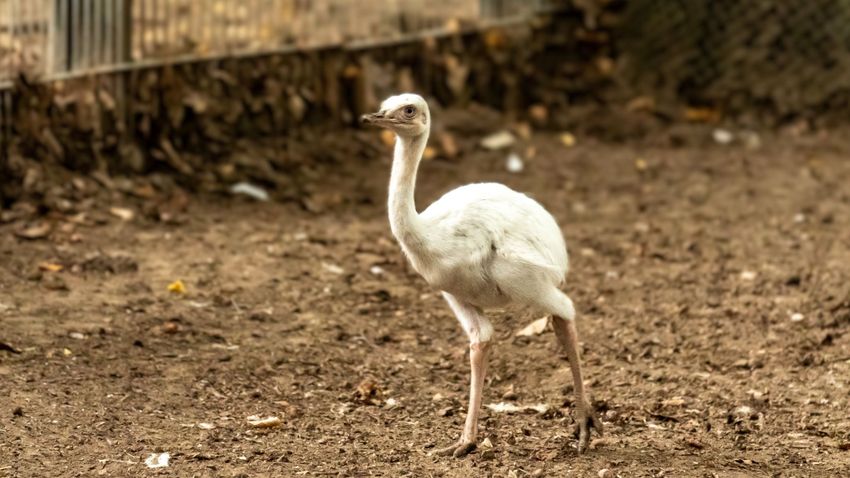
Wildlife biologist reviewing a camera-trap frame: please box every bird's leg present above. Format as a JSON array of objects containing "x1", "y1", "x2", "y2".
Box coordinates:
[
  {"x1": 435, "y1": 341, "x2": 490, "y2": 457},
  {"x1": 552, "y1": 315, "x2": 603, "y2": 453},
  {"x1": 436, "y1": 293, "x2": 493, "y2": 458}
]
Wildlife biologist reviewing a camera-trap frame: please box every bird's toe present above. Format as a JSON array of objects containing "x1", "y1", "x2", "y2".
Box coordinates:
[
  {"x1": 573, "y1": 408, "x2": 603, "y2": 454},
  {"x1": 433, "y1": 440, "x2": 476, "y2": 458},
  {"x1": 452, "y1": 441, "x2": 476, "y2": 458}
]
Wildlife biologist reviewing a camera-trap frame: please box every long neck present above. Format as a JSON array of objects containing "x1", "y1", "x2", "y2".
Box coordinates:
[{"x1": 388, "y1": 131, "x2": 429, "y2": 253}]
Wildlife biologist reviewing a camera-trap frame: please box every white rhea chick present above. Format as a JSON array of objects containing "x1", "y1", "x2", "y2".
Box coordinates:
[{"x1": 362, "y1": 94, "x2": 603, "y2": 457}]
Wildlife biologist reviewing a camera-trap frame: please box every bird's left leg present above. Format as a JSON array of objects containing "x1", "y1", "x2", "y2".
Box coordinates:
[{"x1": 434, "y1": 292, "x2": 493, "y2": 458}]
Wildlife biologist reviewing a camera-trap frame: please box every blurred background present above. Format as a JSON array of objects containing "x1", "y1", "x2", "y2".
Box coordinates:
[
  {"x1": 4, "y1": 0, "x2": 850, "y2": 194},
  {"x1": 1, "y1": 1, "x2": 849, "y2": 476}
]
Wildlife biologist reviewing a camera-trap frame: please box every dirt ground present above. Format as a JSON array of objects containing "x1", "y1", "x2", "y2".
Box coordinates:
[{"x1": 2, "y1": 118, "x2": 850, "y2": 477}]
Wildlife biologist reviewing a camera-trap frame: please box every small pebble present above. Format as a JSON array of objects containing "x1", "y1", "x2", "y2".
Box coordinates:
[
  {"x1": 739, "y1": 270, "x2": 757, "y2": 281},
  {"x1": 506, "y1": 153, "x2": 524, "y2": 173},
  {"x1": 790, "y1": 313, "x2": 804, "y2": 322},
  {"x1": 712, "y1": 129, "x2": 734, "y2": 144}
]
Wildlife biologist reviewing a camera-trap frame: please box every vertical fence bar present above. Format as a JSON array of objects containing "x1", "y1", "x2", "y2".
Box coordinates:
[
  {"x1": 223, "y1": 0, "x2": 231, "y2": 53},
  {"x1": 9, "y1": 0, "x2": 17, "y2": 80},
  {"x1": 201, "y1": 1, "x2": 210, "y2": 52},
  {"x1": 104, "y1": 0, "x2": 114, "y2": 64},
  {"x1": 119, "y1": 0, "x2": 132, "y2": 64},
  {"x1": 82, "y1": 0, "x2": 92, "y2": 69},
  {"x1": 151, "y1": 0, "x2": 158, "y2": 56},
  {"x1": 167, "y1": 0, "x2": 174, "y2": 54},
  {"x1": 192, "y1": 0, "x2": 200, "y2": 54},
  {"x1": 2, "y1": 0, "x2": 9, "y2": 83},
  {"x1": 50, "y1": 0, "x2": 62, "y2": 73},
  {"x1": 39, "y1": 0, "x2": 48, "y2": 78},
  {"x1": 71, "y1": 0, "x2": 81, "y2": 71},
  {"x1": 138, "y1": 0, "x2": 145, "y2": 58},
  {"x1": 94, "y1": 0, "x2": 104, "y2": 67},
  {"x1": 146, "y1": 0, "x2": 151, "y2": 59}
]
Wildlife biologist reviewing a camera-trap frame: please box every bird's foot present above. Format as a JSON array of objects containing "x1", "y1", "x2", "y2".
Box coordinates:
[
  {"x1": 573, "y1": 404, "x2": 604, "y2": 454},
  {"x1": 433, "y1": 438, "x2": 477, "y2": 458}
]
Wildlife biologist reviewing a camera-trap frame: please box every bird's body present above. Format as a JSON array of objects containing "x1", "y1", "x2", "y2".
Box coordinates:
[
  {"x1": 363, "y1": 93, "x2": 602, "y2": 458},
  {"x1": 409, "y1": 182, "x2": 567, "y2": 310}
]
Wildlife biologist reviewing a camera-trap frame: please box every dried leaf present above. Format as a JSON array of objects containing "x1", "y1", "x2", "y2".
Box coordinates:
[
  {"x1": 481, "y1": 131, "x2": 515, "y2": 150},
  {"x1": 38, "y1": 262, "x2": 63, "y2": 272},
  {"x1": 322, "y1": 263, "x2": 345, "y2": 275},
  {"x1": 230, "y1": 182, "x2": 269, "y2": 201},
  {"x1": 485, "y1": 402, "x2": 549, "y2": 414},
  {"x1": 627, "y1": 96, "x2": 655, "y2": 112},
  {"x1": 379, "y1": 130, "x2": 396, "y2": 147},
  {"x1": 515, "y1": 317, "x2": 549, "y2": 337},
  {"x1": 529, "y1": 104, "x2": 548, "y2": 124},
  {"x1": 0, "y1": 341, "x2": 22, "y2": 354},
  {"x1": 354, "y1": 378, "x2": 382, "y2": 404},
  {"x1": 437, "y1": 132, "x2": 459, "y2": 159},
  {"x1": 14, "y1": 222, "x2": 51, "y2": 240},
  {"x1": 144, "y1": 452, "x2": 170, "y2": 469},
  {"x1": 423, "y1": 146, "x2": 437, "y2": 161},
  {"x1": 662, "y1": 397, "x2": 686, "y2": 407},
  {"x1": 246, "y1": 415, "x2": 282, "y2": 428},
  {"x1": 559, "y1": 132, "x2": 576, "y2": 147},
  {"x1": 109, "y1": 207, "x2": 135, "y2": 221},
  {"x1": 167, "y1": 280, "x2": 187, "y2": 295},
  {"x1": 684, "y1": 106, "x2": 721, "y2": 123}
]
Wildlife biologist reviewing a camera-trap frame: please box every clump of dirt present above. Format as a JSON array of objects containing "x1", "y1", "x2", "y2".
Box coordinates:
[{"x1": 79, "y1": 253, "x2": 139, "y2": 274}]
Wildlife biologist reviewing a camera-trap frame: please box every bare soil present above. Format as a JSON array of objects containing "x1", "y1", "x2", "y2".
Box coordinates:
[{"x1": 2, "y1": 121, "x2": 850, "y2": 477}]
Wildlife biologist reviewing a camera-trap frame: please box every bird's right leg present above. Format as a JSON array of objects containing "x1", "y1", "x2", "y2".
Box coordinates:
[
  {"x1": 434, "y1": 292, "x2": 493, "y2": 458},
  {"x1": 549, "y1": 291, "x2": 603, "y2": 454}
]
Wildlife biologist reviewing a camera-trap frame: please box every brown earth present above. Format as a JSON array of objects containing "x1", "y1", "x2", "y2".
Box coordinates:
[{"x1": 2, "y1": 118, "x2": 850, "y2": 477}]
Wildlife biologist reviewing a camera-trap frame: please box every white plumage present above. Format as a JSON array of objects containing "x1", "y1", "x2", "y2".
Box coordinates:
[
  {"x1": 362, "y1": 93, "x2": 602, "y2": 458},
  {"x1": 416, "y1": 182, "x2": 569, "y2": 311}
]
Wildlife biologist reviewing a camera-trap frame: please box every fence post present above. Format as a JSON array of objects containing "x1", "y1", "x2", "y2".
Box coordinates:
[{"x1": 118, "y1": 0, "x2": 133, "y2": 65}]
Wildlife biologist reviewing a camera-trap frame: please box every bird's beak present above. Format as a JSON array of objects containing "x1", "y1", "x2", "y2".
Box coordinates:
[{"x1": 360, "y1": 111, "x2": 389, "y2": 126}]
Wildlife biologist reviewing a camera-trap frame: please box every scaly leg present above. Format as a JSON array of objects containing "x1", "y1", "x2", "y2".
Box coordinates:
[
  {"x1": 435, "y1": 292, "x2": 493, "y2": 458},
  {"x1": 552, "y1": 314, "x2": 603, "y2": 453}
]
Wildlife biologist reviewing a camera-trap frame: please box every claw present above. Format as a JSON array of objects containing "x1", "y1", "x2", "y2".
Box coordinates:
[
  {"x1": 574, "y1": 406, "x2": 604, "y2": 454},
  {"x1": 433, "y1": 439, "x2": 477, "y2": 458}
]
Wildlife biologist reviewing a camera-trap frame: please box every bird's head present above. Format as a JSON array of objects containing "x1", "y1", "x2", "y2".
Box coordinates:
[{"x1": 361, "y1": 93, "x2": 430, "y2": 138}]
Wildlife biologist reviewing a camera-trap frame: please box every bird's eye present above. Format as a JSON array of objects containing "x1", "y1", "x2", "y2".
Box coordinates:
[{"x1": 403, "y1": 106, "x2": 416, "y2": 117}]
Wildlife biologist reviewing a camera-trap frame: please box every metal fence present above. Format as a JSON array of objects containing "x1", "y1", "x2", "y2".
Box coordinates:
[
  {"x1": 0, "y1": 0, "x2": 552, "y2": 88},
  {"x1": 619, "y1": 0, "x2": 850, "y2": 119}
]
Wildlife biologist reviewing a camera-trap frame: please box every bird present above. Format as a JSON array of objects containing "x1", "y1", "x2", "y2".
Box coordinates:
[{"x1": 361, "y1": 93, "x2": 603, "y2": 458}]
